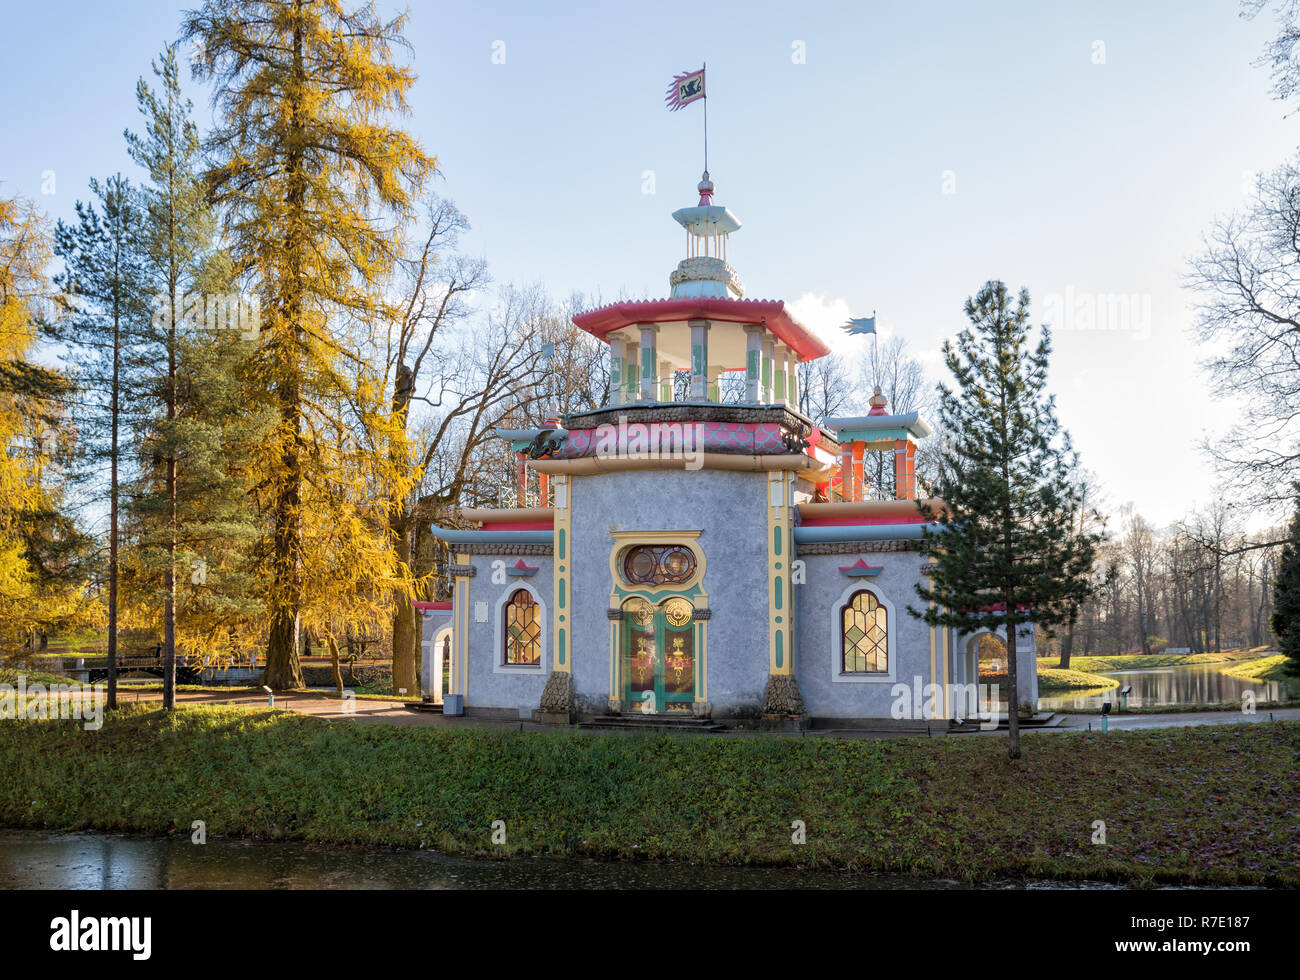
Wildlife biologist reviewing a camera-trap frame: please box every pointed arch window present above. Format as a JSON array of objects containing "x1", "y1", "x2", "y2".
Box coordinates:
[
  {"x1": 842, "y1": 589, "x2": 888, "y2": 674},
  {"x1": 504, "y1": 589, "x2": 541, "y2": 666}
]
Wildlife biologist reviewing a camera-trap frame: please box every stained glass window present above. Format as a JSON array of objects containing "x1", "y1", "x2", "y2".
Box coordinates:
[
  {"x1": 842, "y1": 590, "x2": 887, "y2": 673},
  {"x1": 504, "y1": 589, "x2": 541, "y2": 665},
  {"x1": 622, "y1": 545, "x2": 697, "y2": 585},
  {"x1": 661, "y1": 596, "x2": 693, "y2": 627}
]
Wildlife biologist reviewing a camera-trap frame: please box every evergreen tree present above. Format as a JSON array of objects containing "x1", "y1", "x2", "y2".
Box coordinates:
[
  {"x1": 53, "y1": 176, "x2": 152, "y2": 708},
  {"x1": 1271, "y1": 494, "x2": 1300, "y2": 676},
  {"x1": 183, "y1": 0, "x2": 435, "y2": 689},
  {"x1": 120, "y1": 43, "x2": 271, "y2": 707},
  {"x1": 912, "y1": 281, "x2": 1099, "y2": 759}
]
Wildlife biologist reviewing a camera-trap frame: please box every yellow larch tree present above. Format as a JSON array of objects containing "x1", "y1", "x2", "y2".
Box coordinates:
[{"x1": 183, "y1": 0, "x2": 435, "y2": 688}]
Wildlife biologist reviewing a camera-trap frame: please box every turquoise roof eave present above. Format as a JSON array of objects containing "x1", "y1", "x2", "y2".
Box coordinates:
[
  {"x1": 429, "y1": 527, "x2": 553, "y2": 546},
  {"x1": 492, "y1": 426, "x2": 569, "y2": 452},
  {"x1": 822, "y1": 411, "x2": 932, "y2": 442},
  {"x1": 792, "y1": 522, "x2": 940, "y2": 545},
  {"x1": 671, "y1": 204, "x2": 741, "y2": 235}
]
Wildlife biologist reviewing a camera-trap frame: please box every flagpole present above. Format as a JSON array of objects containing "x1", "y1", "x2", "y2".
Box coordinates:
[
  {"x1": 703, "y1": 61, "x2": 708, "y2": 173},
  {"x1": 872, "y1": 310, "x2": 878, "y2": 384}
]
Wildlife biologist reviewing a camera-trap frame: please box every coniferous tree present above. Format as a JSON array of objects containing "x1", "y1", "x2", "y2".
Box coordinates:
[
  {"x1": 120, "y1": 43, "x2": 272, "y2": 707},
  {"x1": 1271, "y1": 495, "x2": 1300, "y2": 676},
  {"x1": 912, "y1": 281, "x2": 1099, "y2": 759},
  {"x1": 182, "y1": 0, "x2": 435, "y2": 689},
  {"x1": 54, "y1": 176, "x2": 151, "y2": 708}
]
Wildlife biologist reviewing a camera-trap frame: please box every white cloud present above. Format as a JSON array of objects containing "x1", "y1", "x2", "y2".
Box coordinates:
[{"x1": 788, "y1": 291, "x2": 875, "y2": 359}]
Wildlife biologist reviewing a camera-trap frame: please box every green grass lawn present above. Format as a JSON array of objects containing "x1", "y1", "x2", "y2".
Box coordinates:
[{"x1": 1, "y1": 704, "x2": 1295, "y2": 887}]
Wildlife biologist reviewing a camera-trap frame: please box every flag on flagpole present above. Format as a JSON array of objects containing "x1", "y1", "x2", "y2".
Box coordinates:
[
  {"x1": 665, "y1": 67, "x2": 706, "y2": 110},
  {"x1": 841, "y1": 315, "x2": 877, "y2": 336}
]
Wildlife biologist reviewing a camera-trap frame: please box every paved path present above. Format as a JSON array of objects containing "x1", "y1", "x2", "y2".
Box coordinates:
[
  {"x1": 1050, "y1": 704, "x2": 1300, "y2": 732},
  {"x1": 110, "y1": 688, "x2": 1300, "y2": 736},
  {"x1": 117, "y1": 688, "x2": 554, "y2": 730}
]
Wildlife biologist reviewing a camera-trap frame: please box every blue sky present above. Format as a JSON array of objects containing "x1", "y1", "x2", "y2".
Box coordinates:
[{"x1": 2, "y1": 0, "x2": 1295, "y2": 529}]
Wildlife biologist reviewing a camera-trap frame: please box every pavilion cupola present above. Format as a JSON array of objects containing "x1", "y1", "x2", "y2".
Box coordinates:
[
  {"x1": 571, "y1": 174, "x2": 831, "y2": 409},
  {"x1": 669, "y1": 171, "x2": 744, "y2": 300}
]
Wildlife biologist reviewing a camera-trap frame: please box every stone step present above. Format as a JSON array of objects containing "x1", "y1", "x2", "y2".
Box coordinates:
[
  {"x1": 402, "y1": 700, "x2": 444, "y2": 714},
  {"x1": 984, "y1": 711, "x2": 1061, "y2": 730},
  {"x1": 580, "y1": 713, "x2": 725, "y2": 733}
]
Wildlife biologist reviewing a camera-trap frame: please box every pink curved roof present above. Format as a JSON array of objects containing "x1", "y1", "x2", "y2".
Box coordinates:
[{"x1": 572, "y1": 297, "x2": 831, "y2": 361}]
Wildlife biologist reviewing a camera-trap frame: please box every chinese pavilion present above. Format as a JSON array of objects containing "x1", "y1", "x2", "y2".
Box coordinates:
[{"x1": 425, "y1": 171, "x2": 1038, "y2": 727}]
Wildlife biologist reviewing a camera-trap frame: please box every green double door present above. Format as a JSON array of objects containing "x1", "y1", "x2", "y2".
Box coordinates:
[{"x1": 622, "y1": 595, "x2": 696, "y2": 713}]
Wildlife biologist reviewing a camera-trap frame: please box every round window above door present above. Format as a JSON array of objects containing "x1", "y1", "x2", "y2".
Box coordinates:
[{"x1": 621, "y1": 545, "x2": 697, "y2": 586}]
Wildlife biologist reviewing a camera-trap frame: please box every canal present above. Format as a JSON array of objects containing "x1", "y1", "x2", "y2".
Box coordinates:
[
  {"x1": 0, "y1": 829, "x2": 1122, "y2": 890},
  {"x1": 1039, "y1": 662, "x2": 1288, "y2": 712}
]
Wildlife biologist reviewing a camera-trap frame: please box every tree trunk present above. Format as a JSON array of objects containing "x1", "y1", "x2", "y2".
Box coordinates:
[
  {"x1": 1005, "y1": 613, "x2": 1021, "y2": 759},
  {"x1": 106, "y1": 267, "x2": 120, "y2": 712},
  {"x1": 389, "y1": 361, "x2": 417, "y2": 695},
  {"x1": 390, "y1": 504, "x2": 418, "y2": 695},
  {"x1": 327, "y1": 634, "x2": 344, "y2": 696},
  {"x1": 162, "y1": 284, "x2": 178, "y2": 711},
  {"x1": 264, "y1": 13, "x2": 307, "y2": 692},
  {"x1": 1058, "y1": 626, "x2": 1073, "y2": 670}
]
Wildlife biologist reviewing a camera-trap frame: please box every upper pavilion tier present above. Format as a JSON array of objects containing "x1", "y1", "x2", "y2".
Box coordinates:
[{"x1": 572, "y1": 173, "x2": 830, "y2": 409}]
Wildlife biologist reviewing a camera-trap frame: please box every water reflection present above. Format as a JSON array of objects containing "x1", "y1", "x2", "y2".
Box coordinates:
[
  {"x1": 0, "y1": 829, "x2": 1116, "y2": 890},
  {"x1": 1040, "y1": 663, "x2": 1286, "y2": 712}
]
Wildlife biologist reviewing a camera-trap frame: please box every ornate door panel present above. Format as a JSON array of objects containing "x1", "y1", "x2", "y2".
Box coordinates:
[{"x1": 621, "y1": 595, "x2": 695, "y2": 713}]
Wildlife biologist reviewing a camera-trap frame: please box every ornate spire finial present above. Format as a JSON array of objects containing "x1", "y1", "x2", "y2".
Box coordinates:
[
  {"x1": 697, "y1": 170, "x2": 714, "y2": 206},
  {"x1": 868, "y1": 385, "x2": 888, "y2": 416}
]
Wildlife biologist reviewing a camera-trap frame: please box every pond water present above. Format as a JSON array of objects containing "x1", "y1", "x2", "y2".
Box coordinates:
[
  {"x1": 0, "y1": 829, "x2": 1115, "y2": 890},
  {"x1": 1038, "y1": 662, "x2": 1288, "y2": 712}
]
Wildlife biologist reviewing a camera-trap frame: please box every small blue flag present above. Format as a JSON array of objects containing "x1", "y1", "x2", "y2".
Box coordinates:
[{"x1": 841, "y1": 315, "x2": 876, "y2": 336}]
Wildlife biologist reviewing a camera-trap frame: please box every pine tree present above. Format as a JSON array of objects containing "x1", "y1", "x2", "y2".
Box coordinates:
[
  {"x1": 911, "y1": 281, "x2": 1099, "y2": 759},
  {"x1": 1271, "y1": 495, "x2": 1300, "y2": 676},
  {"x1": 120, "y1": 43, "x2": 272, "y2": 708},
  {"x1": 183, "y1": 0, "x2": 435, "y2": 689},
  {"x1": 53, "y1": 176, "x2": 152, "y2": 708}
]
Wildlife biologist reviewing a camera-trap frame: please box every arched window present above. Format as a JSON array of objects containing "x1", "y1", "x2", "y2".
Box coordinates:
[
  {"x1": 842, "y1": 590, "x2": 888, "y2": 673},
  {"x1": 504, "y1": 589, "x2": 541, "y2": 665}
]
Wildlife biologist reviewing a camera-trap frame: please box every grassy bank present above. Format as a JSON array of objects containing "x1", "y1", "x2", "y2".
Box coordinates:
[
  {"x1": 0, "y1": 668, "x2": 88, "y2": 688},
  {"x1": 1036, "y1": 668, "x2": 1119, "y2": 692},
  {"x1": 1, "y1": 705, "x2": 1296, "y2": 887},
  {"x1": 1039, "y1": 650, "x2": 1268, "y2": 673},
  {"x1": 982, "y1": 667, "x2": 1117, "y2": 698},
  {"x1": 1221, "y1": 655, "x2": 1300, "y2": 695},
  {"x1": 1044, "y1": 699, "x2": 1297, "y2": 715}
]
